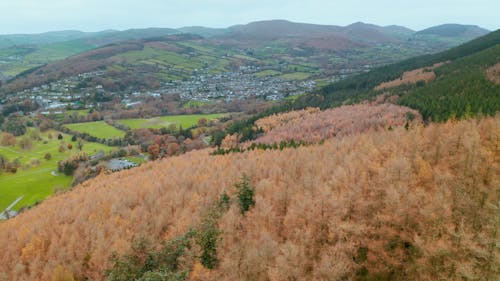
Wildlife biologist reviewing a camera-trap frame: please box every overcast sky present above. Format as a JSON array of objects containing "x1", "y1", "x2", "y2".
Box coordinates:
[{"x1": 0, "y1": 0, "x2": 498, "y2": 34}]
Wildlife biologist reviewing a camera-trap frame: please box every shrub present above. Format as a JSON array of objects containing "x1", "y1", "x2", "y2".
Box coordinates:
[
  {"x1": 19, "y1": 137, "x2": 33, "y2": 150},
  {"x1": 29, "y1": 130, "x2": 41, "y2": 141},
  {"x1": 1, "y1": 133, "x2": 17, "y2": 146},
  {"x1": 44, "y1": 153, "x2": 52, "y2": 160},
  {"x1": 197, "y1": 118, "x2": 208, "y2": 127},
  {"x1": 58, "y1": 153, "x2": 89, "y2": 176},
  {"x1": 77, "y1": 138, "x2": 84, "y2": 151},
  {"x1": 117, "y1": 149, "x2": 127, "y2": 158},
  {"x1": 58, "y1": 144, "x2": 66, "y2": 153},
  {"x1": 61, "y1": 161, "x2": 78, "y2": 176},
  {"x1": 4, "y1": 119, "x2": 26, "y2": 136}
]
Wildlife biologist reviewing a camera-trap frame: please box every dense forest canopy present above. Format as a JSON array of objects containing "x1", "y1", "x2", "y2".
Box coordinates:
[
  {"x1": 0, "y1": 115, "x2": 498, "y2": 280},
  {"x1": 0, "y1": 18, "x2": 498, "y2": 281}
]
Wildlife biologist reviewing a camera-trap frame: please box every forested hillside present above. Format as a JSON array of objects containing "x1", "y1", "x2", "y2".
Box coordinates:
[
  {"x1": 253, "y1": 104, "x2": 420, "y2": 144},
  {"x1": 0, "y1": 115, "x2": 497, "y2": 280},
  {"x1": 219, "y1": 30, "x2": 499, "y2": 146},
  {"x1": 397, "y1": 45, "x2": 500, "y2": 120},
  {"x1": 0, "y1": 18, "x2": 498, "y2": 281},
  {"x1": 291, "y1": 29, "x2": 500, "y2": 121}
]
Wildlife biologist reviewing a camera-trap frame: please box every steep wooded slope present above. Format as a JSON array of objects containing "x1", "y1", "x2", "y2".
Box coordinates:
[
  {"x1": 0, "y1": 115, "x2": 498, "y2": 280},
  {"x1": 291, "y1": 29, "x2": 500, "y2": 121}
]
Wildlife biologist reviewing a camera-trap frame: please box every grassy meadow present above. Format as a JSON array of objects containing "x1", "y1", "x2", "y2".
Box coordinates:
[
  {"x1": 117, "y1": 113, "x2": 226, "y2": 130},
  {"x1": 64, "y1": 121, "x2": 126, "y2": 139},
  {"x1": 0, "y1": 130, "x2": 112, "y2": 211}
]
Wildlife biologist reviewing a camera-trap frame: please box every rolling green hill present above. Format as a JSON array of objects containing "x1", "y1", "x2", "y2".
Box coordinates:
[
  {"x1": 0, "y1": 28, "x2": 180, "y2": 50},
  {"x1": 0, "y1": 30, "x2": 106, "y2": 49},
  {"x1": 0, "y1": 40, "x2": 98, "y2": 77},
  {"x1": 411, "y1": 24, "x2": 491, "y2": 52},
  {"x1": 415, "y1": 24, "x2": 489, "y2": 38},
  {"x1": 0, "y1": 21, "x2": 490, "y2": 82},
  {"x1": 0, "y1": 34, "x2": 252, "y2": 94},
  {"x1": 0, "y1": 28, "x2": 181, "y2": 78}
]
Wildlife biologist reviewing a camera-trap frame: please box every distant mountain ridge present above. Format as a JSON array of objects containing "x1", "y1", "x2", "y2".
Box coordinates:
[
  {"x1": 416, "y1": 24, "x2": 489, "y2": 38},
  {"x1": 0, "y1": 28, "x2": 180, "y2": 49},
  {"x1": 0, "y1": 20, "x2": 490, "y2": 47},
  {"x1": 0, "y1": 20, "x2": 492, "y2": 84},
  {"x1": 225, "y1": 20, "x2": 412, "y2": 42},
  {"x1": 177, "y1": 26, "x2": 227, "y2": 38}
]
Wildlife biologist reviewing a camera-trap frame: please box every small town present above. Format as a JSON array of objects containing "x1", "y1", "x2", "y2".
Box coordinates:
[
  {"x1": 3, "y1": 66, "x2": 317, "y2": 112},
  {"x1": 159, "y1": 66, "x2": 316, "y2": 101}
]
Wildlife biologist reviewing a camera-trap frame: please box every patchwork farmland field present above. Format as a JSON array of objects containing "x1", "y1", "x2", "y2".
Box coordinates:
[{"x1": 64, "y1": 121, "x2": 126, "y2": 139}]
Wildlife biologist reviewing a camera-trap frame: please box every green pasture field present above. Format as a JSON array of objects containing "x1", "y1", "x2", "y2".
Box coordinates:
[
  {"x1": 254, "y1": 70, "x2": 281, "y2": 77},
  {"x1": 0, "y1": 130, "x2": 113, "y2": 211},
  {"x1": 280, "y1": 72, "x2": 312, "y2": 80},
  {"x1": 64, "y1": 121, "x2": 126, "y2": 139},
  {"x1": 117, "y1": 113, "x2": 226, "y2": 130}
]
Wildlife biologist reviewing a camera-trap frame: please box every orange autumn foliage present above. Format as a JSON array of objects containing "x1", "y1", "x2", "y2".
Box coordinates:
[
  {"x1": 0, "y1": 115, "x2": 498, "y2": 280},
  {"x1": 374, "y1": 62, "x2": 446, "y2": 91},
  {"x1": 255, "y1": 103, "x2": 421, "y2": 144},
  {"x1": 1, "y1": 133, "x2": 17, "y2": 146}
]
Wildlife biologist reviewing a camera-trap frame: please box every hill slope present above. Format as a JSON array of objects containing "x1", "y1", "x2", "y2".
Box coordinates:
[
  {"x1": 412, "y1": 24, "x2": 491, "y2": 51},
  {"x1": 343, "y1": 22, "x2": 403, "y2": 43},
  {"x1": 1, "y1": 34, "x2": 238, "y2": 94},
  {"x1": 177, "y1": 26, "x2": 227, "y2": 38},
  {"x1": 0, "y1": 30, "x2": 110, "y2": 49},
  {"x1": 0, "y1": 115, "x2": 497, "y2": 280},
  {"x1": 292, "y1": 29, "x2": 500, "y2": 120},
  {"x1": 397, "y1": 44, "x2": 500, "y2": 120},
  {"x1": 0, "y1": 28, "x2": 180, "y2": 49},
  {"x1": 0, "y1": 21, "x2": 489, "y2": 80},
  {"x1": 0, "y1": 28, "x2": 181, "y2": 78},
  {"x1": 415, "y1": 24, "x2": 489, "y2": 38},
  {"x1": 222, "y1": 20, "x2": 405, "y2": 50}
]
